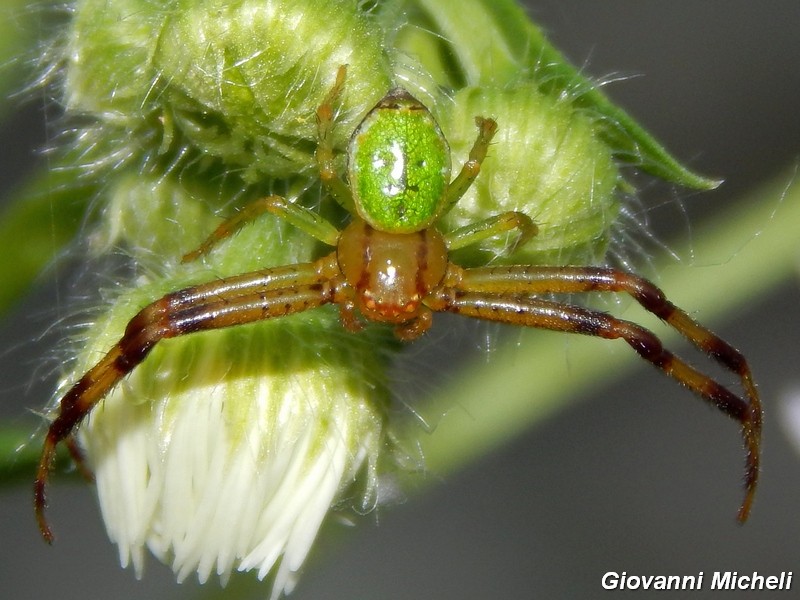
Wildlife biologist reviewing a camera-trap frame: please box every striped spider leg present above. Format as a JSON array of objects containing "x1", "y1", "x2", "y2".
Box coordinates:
[
  {"x1": 425, "y1": 263, "x2": 762, "y2": 522},
  {"x1": 34, "y1": 251, "x2": 349, "y2": 542},
  {"x1": 35, "y1": 65, "x2": 762, "y2": 544}
]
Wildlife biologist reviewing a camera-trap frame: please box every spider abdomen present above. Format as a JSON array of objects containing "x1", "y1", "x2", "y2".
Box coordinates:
[{"x1": 347, "y1": 88, "x2": 451, "y2": 233}]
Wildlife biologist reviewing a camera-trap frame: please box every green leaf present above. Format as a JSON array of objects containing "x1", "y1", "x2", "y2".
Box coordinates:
[
  {"x1": 0, "y1": 0, "x2": 36, "y2": 117},
  {"x1": 403, "y1": 0, "x2": 720, "y2": 190},
  {"x1": 0, "y1": 171, "x2": 94, "y2": 313}
]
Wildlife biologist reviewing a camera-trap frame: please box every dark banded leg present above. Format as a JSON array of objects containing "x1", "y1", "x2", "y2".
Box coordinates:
[
  {"x1": 35, "y1": 254, "x2": 341, "y2": 542},
  {"x1": 427, "y1": 284, "x2": 761, "y2": 523},
  {"x1": 454, "y1": 264, "x2": 760, "y2": 406}
]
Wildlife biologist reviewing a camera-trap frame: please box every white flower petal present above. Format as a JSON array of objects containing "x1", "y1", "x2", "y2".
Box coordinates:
[{"x1": 79, "y1": 324, "x2": 387, "y2": 598}]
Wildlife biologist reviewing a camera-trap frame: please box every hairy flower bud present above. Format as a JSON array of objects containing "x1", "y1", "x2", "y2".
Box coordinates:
[
  {"x1": 31, "y1": 0, "x2": 723, "y2": 597},
  {"x1": 441, "y1": 85, "x2": 619, "y2": 266},
  {"x1": 69, "y1": 281, "x2": 391, "y2": 596}
]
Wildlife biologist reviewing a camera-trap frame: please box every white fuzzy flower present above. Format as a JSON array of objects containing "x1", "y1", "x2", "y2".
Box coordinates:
[{"x1": 73, "y1": 315, "x2": 387, "y2": 599}]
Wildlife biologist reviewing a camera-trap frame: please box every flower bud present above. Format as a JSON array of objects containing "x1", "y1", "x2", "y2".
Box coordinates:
[
  {"x1": 441, "y1": 85, "x2": 619, "y2": 266},
  {"x1": 69, "y1": 280, "x2": 391, "y2": 596}
]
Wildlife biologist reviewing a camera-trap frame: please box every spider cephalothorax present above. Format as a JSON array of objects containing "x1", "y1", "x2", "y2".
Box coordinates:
[{"x1": 35, "y1": 66, "x2": 761, "y2": 542}]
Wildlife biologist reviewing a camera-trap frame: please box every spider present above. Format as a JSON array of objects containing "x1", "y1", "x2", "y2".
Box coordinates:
[{"x1": 34, "y1": 66, "x2": 762, "y2": 541}]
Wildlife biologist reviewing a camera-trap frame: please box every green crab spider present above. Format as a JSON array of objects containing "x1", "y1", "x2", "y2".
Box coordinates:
[{"x1": 35, "y1": 66, "x2": 761, "y2": 542}]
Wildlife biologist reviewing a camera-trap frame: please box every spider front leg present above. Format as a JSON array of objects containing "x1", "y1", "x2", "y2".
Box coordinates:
[
  {"x1": 428, "y1": 264, "x2": 761, "y2": 522},
  {"x1": 315, "y1": 64, "x2": 355, "y2": 212},
  {"x1": 35, "y1": 254, "x2": 343, "y2": 542},
  {"x1": 442, "y1": 116, "x2": 498, "y2": 212}
]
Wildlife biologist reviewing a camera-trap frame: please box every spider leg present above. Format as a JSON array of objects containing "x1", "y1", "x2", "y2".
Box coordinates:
[
  {"x1": 35, "y1": 253, "x2": 342, "y2": 542},
  {"x1": 65, "y1": 436, "x2": 94, "y2": 483},
  {"x1": 315, "y1": 64, "x2": 355, "y2": 213},
  {"x1": 427, "y1": 269, "x2": 761, "y2": 523},
  {"x1": 445, "y1": 211, "x2": 538, "y2": 255},
  {"x1": 442, "y1": 116, "x2": 498, "y2": 212},
  {"x1": 182, "y1": 195, "x2": 284, "y2": 263},
  {"x1": 182, "y1": 195, "x2": 340, "y2": 263},
  {"x1": 453, "y1": 265, "x2": 760, "y2": 402}
]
